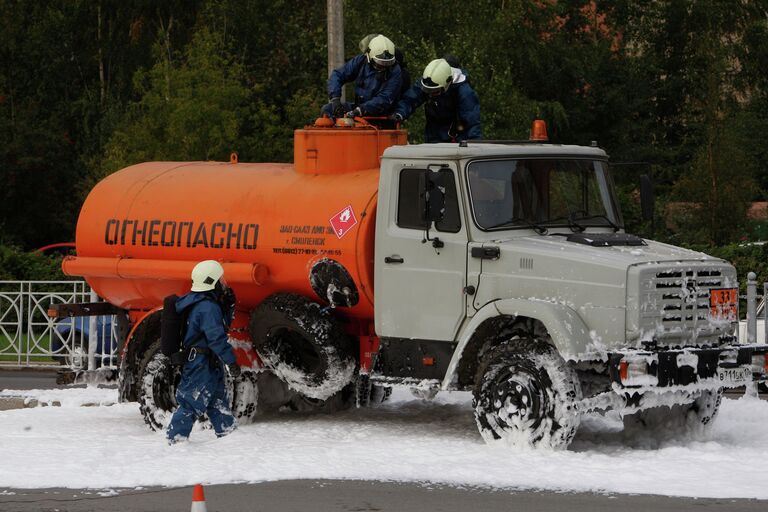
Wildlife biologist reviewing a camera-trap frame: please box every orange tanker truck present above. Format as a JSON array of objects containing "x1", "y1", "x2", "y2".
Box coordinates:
[{"x1": 59, "y1": 117, "x2": 766, "y2": 449}]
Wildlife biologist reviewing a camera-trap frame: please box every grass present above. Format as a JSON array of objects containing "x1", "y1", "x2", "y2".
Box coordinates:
[{"x1": 0, "y1": 332, "x2": 59, "y2": 364}]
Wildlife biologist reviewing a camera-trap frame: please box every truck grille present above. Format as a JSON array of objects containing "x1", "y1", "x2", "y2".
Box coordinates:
[
  {"x1": 637, "y1": 266, "x2": 733, "y2": 344},
  {"x1": 655, "y1": 270, "x2": 720, "y2": 323}
]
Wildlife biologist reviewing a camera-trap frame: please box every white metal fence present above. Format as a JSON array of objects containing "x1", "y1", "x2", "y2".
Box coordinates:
[{"x1": 0, "y1": 281, "x2": 120, "y2": 370}]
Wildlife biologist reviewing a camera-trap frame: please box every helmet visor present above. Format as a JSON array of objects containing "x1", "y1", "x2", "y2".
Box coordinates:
[
  {"x1": 420, "y1": 77, "x2": 444, "y2": 95},
  {"x1": 371, "y1": 52, "x2": 395, "y2": 68}
]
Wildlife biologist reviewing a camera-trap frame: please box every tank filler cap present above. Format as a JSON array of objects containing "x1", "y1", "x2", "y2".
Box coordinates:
[
  {"x1": 314, "y1": 116, "x2": 335, "y2": 128},
  {"x1": 309, "y1": 258, "x2": 359, "y2": 307},
  {"x1": 335, "y1": 117, "x2": 355, "y2": 128}
]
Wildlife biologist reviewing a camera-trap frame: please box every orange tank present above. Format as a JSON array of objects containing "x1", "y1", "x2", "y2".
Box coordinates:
[{"x1": 63, "y1": 121, "x2": 407, "y2": 321}]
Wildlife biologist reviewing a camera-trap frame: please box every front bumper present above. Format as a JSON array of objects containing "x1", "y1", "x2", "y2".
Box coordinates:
[{"x1": 608, "y1": 344, "x2": 767, "y2": 389}]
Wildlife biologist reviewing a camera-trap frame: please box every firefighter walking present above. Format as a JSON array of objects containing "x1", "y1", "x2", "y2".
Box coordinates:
[{"x1": 167, "y1": 260, "x2": 241, "y2": 444}]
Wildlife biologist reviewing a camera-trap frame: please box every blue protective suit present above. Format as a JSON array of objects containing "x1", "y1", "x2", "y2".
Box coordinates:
[
  {"x1": 321, "y1": 54, "x2": 402, "y2": 117},
  {"x1": 166, "y1": 291, "x2": 237, "y2": 443},
  {"x1": 393, "y1": 68, "x2": 481, "y2": 143}
]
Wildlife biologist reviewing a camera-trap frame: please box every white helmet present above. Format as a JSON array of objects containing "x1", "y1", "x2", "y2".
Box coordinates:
[
  {"x1": 191, "y1": 260, "x2": 225, "y2": 292},
  {"x1": 421, "y1": 58, "x2": 453, "y2": 94},
  {"x1": 359, "y1": 33, "x2": 379, "y2": 54},
  {"x1": 366, "y1": 35, "x2": 396, "y2": 68}
]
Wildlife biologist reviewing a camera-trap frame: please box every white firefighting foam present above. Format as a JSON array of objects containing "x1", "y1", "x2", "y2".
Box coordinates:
[{"x1": 0, "y1": 386, "x2": 767, "y2": 498}]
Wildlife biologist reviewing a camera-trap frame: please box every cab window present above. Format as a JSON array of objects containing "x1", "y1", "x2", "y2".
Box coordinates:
[{"x1": 397, "y1": 168, "x2": 461, "y2": 233}]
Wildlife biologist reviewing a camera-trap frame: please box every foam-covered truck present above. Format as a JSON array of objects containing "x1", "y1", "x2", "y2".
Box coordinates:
[{"x1": 58, "y1": 118, "x2": 766, "y2": 448}]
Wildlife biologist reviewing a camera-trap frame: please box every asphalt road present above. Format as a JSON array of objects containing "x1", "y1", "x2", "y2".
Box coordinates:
[
  {"x1": 0, "y1": 368, "x2": 69, "y2": 390},
  {"x1": 1, "y1": 480, "x2": 767, "y2": 512}
]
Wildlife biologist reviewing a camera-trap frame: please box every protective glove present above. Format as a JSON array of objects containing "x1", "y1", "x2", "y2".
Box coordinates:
[
  {"x1": 227, "y1": 363, "x2": 241, "y2": 379},
  {"x1": 330, "y1": 97, "x2": 343, "y2": 117},
  {"x1": 388, "y1": 112, "x2": 403, "y2": 122},
  {"x1": 345, "y1": 107, "x2": 362, "y2": 118}
]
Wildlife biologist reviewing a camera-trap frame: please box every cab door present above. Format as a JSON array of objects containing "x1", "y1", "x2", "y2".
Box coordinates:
[{"x1": 374, "y1": 162, "x2": 468, "y2": 343}]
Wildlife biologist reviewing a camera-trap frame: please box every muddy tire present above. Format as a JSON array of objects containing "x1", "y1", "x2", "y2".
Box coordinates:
[
  {"x1": 623, "y1": 389, "x2": 723, "y2": 439},
  {"x1": 473, "y1": 338, "x2": 581, "y2": 449},
  {"x1": 250, "y1": 293, "x2": 356, "y2": 401},
  {"x1": 138, "y1": 341, "x2": 181, "y2": 431}
]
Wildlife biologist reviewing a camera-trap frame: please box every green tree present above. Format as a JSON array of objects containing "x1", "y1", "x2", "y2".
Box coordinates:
[
  {"x1": 102, "y1": 25, "x2": 255, "y2": 174},
  {"x1": 668, "y1": 1, "x2": 762, "y2": 245}
]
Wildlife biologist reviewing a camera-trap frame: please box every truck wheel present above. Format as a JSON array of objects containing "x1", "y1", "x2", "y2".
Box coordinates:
[
  {"x1": 473, "y1": 338, "x2": 581, "y2": 449},
  {"x1": 139, "y1": 341, "x2": 260, "y2": 431},
  {"x1": 59, "y1": 337, "x2": 88, "y2": 370},
  {"x1": 231, "y1": 371, "x2": 259, "y2": 424},
  {"x1": 355, "y1": 374, "x2": 392, "y2": 407},
  {"x1": 370, "y1": 384, "x2": 392, "y2": 405},
  {"x1": 289, "y1": 382, "x2": 356, "y2": 413},
  {"x1": 623, "y1": 389, "x2": 722, "y2": 439},
  {"x1": 249, "y1": 293, "x2": 356, "y2": 401},
  {"x1": 138, "y1": 341, "x2": 181, "y2": 431}
]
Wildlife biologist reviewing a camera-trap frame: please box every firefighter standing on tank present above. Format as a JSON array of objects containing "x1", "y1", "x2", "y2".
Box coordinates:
[
  {"x1": 167, "y1": 260, "x2": 241, "y2": 444},
  {"x1": 321, "y1": 34, "x2": 402, "y2": 119},
  {"x1": 390, "y1": 57, "x2": 481, "y2": 143}
]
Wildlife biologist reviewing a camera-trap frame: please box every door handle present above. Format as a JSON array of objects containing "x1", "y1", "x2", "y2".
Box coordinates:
[
  {"x1": 471, "y1": 246, "x2": 500, "y2": 260},
  {"x1": 384, "y1": 256, "x2": 404, "y2": 264}
]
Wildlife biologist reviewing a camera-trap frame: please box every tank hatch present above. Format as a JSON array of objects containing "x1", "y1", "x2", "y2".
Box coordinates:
[{"x1": 294, "y1": 118, "x2": 407, "y2": 175}]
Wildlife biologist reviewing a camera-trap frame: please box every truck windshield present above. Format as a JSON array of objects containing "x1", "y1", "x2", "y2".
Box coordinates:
[{"x1": 466, "y1": 159, "x2": 623, "y2": 232}]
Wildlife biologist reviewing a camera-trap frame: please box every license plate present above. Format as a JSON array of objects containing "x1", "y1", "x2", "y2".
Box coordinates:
[
  {"x1": 710, "y1": 288, "x2": 738, "y2": 321},
  {"x1": 716, "y1": 366, "x2": 751, "y2": 385}
]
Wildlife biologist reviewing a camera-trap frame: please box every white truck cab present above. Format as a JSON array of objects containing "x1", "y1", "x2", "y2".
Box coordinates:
[{"x1": 373, "y1": 139, "x2": 763, "y2": 448}]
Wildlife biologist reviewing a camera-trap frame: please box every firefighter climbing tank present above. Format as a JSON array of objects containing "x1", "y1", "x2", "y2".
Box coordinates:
[{"x1": 64, "y1": 121, "x2": 407, "y2": 317}]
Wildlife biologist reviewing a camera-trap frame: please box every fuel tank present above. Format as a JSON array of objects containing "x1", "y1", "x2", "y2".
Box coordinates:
[{"x1": 64, "y1": 122, "x2": 407, "y2": 319}]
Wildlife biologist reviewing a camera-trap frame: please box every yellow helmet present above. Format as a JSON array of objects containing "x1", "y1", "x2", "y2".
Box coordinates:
[
  {"x1": 366, "y1": 34, "x2": 396, "y2": 68},
  {"x1": 421, "y1": 58, "x2": 453, "y2": 94}
]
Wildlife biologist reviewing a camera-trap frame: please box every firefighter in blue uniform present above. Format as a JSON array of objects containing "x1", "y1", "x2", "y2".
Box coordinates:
[
  {"x1": 167, "y1": 260, "x2": 241, "y2": 444},
  {"x1": 321, "y1": 34, "x2": 402, "y2": 119},
  {"x1": 390, "y1": 58, "x2": 482, "y2": 143}
]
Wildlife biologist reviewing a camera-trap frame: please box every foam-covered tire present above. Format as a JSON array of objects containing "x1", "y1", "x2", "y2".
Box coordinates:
[
  {"x1": 623, "y1": 389, "x2": 722, "y2": 439},
  {"x1": 55, "y1": 335, "x2": 88, "y2": 370},
  {"x1": 249, "y1": 294, "x2": 356, "y2": 401},
  {"x1": 231, "y1": 371, "x2": 259, "y2": 424},
  {"x1": 138, "y1": 341, "x2": 181, "y2": 431},
  {"x1": 473, "y1": 338, "x2": 581, "y2": 449},
  {"x1": 138, "y1": 341, "x2": 259, "y2": 431}
]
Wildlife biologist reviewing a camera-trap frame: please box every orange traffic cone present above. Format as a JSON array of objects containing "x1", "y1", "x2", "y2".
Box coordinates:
[{"x1": 191, "y1": 483, "x2": 207, "y2": 512}]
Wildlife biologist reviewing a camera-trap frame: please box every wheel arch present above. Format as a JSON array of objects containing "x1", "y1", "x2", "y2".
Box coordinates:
[
  {"x1": 442, "y1": 298, "x2": 592, "y2": 390},
  {"x1": 118, "y1": 307, "x2": 162, "y2": 402}
]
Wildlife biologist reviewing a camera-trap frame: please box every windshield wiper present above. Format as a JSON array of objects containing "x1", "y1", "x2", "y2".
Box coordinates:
[
  {"x1": 486, "y1": 217, "x2": 548, "y2": 234},
  {"x1": 570, "y1": 213, "x2": 621, "y2": 232},
  {"x1": 545, "y1": 215, "x2": 585, "y2": 233}
]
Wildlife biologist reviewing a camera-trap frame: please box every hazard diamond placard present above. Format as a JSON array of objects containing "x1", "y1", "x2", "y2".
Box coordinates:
[{"x1": 329, "y1": 205, "x2": 358, "y2": 239}]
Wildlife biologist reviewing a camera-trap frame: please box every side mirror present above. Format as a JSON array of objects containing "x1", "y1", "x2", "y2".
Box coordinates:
[
  {"x1": 419, "y1": 170, "x2": 446, "y2": 224},
  {"x1": 640, "y1": 174, "x2": 654, "y2": 222}
]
